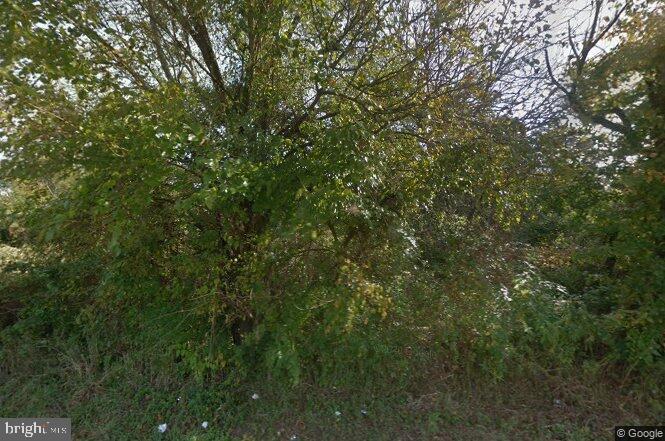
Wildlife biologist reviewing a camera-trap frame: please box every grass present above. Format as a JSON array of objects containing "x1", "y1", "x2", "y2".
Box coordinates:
[{"x1": 1, "y1": 337, "x2": 662, "y2": 441}]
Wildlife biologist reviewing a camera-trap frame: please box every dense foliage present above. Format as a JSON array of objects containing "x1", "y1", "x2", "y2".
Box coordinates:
[{"x1": 0, "y1": 0, "x2": 663, "y2": 414}]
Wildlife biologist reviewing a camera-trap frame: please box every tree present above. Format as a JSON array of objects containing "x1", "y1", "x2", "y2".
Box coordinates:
[
  {"x1": 2, "y1": 0, "x2": 540, "y2": 377},
  {"x1": 535, "y1": 1, "x2": 665, "y2": 370}
]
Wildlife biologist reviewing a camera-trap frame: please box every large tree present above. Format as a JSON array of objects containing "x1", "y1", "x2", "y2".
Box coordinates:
[{"x1": 2, "y1": 0, "x2": 545, "y2": 371}]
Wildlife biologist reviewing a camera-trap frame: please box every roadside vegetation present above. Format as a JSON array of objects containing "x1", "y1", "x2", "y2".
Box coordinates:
[{"x1": 1, "y1": 0, "x2": 663, "y2": 438}]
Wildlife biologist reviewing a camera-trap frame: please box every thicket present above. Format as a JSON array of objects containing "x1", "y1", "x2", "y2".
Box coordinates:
[{"x1": 1, "y1": 0, "x2": 663, "y2": 398}]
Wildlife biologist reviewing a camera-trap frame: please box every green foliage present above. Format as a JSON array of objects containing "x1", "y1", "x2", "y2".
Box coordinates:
[{"x1": 0, "y1": 1, "x2": 663, "y2": 428}]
